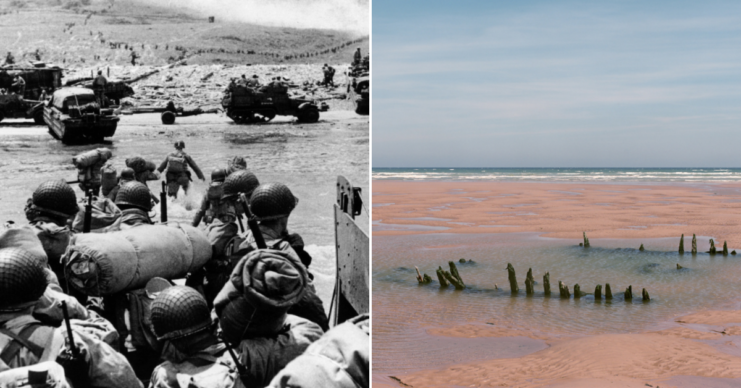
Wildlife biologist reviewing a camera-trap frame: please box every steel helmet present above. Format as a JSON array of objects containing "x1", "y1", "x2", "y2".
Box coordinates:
[
  {"x1": 174, "y1": 140, "x2": 185, "y2": 150},
  {"x1": 115, "y1": 182, "x2": 153, "y2": 211},
  {"x1": 0, "y1": 248, "x2": 48, "y2": 312},
  {"x1": 211, "y1": 168, "x2": 227, "y2": 183},
  {"x1": 221, "y1": 170, "x2": 260, "y2": 200},
  {"x1": 120, "y1": 167, "x2": 135, "y2": 181},
  {"x1": 249, "y1": 183, "x2": 298, "y2": 221},
  {"x1": 150, "y1": 286, "x2": 211, "y2": 340},
  {"x1": 28, "y1": 180, "x2": 79, "y2": 220}
]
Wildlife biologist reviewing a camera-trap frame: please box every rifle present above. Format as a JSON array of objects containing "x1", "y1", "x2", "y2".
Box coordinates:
[
  {"x1": 238, "y1": 193, "x2": 266, "y2": 249},
  {"x1": 82, "y1": 190, "x2": 92, "y2": 233},
  {"x1": 160, "y1": 181, "x2": 167, "y2": 223},
  {"x1": 219, "y1": 335, "x2": 250, "y2": 387},
  {"x1": 61, "y1": 302, "x2": 80, "y2": 358}
]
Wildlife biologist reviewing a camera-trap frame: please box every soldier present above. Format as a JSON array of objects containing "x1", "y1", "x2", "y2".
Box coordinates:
[
  {"x1": 234, "y1": 183, "x2": 328, "y2": 331},
  {"x1": 114, "y1": 181, "x2": 154, "y2": 229},
  {"x1": 75, "y1": 148, "x2": 112, "y2": 197},
  {"x1": 246, "y1": 74, "x2": 260, "y2": 88},
  {"x1": 157, "y1": 141, "x2": 205, "y2": 198},
  {"x1": 11, "y1": 75, "x2": 25, "y2": 97},
  {"x1": 92, "y1": 69, "x2": 107, "y2": 105},
  {"x1": 192, "y1": 168, "x2": 227, "y2": 227},
  {"x1": 34, "y1": 48, "x2": 41, "y2": 61},
  {"x1": 353, "y1": 47, "x2": 362, "y2": 66},
  {"x1": 105, "y1": 167, "x2": 135, "y2": 201},
  {"x1": 5, "y1": 51, "x2": 14, "y2": 65},
  {"x1": 225, "y1": 156, "x2": 246, "y2": 176},
  {"x1": 0, "y1": 248, "x2": 142, "y2": 388},
  {"x1": 151, "y1": 283, "x2": 322, "y2": 388},
  {"x1": 130, "y1": 50, "x2": 138, "y2": 66}
]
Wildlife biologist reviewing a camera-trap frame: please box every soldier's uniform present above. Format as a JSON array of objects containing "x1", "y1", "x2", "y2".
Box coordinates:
[
  {"x1": 157, "y1": 141, "x2": 205, "y2": 198},
  {"x1": 225, "y1": 156, "x2": 247, "y2": 176},
  {"x1": 11, "y1": 75, "x2": 25, "y2": 97},
  {"x1": 114, "y1": 181, "x2": 154, "y2": 229},
  {"x1": 192, "y1": 169, "x2": 228, "y2": 227},
  {"x1": 92, "y1": 71, "x2": 107, "y2": 106},
  {"x1": 353, "y1": 48, "x2": 362, "y2": 66},
  {"x1": 0, "y1": 248, "x2": 142, "y2": 388}
]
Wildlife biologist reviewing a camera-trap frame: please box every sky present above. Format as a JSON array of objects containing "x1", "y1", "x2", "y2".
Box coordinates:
[{"x1": 373, "y1": 0, "x2": 741, "y2": 167}]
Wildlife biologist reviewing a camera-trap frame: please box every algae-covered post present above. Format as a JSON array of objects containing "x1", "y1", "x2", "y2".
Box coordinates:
[
  {"x1": 543, "y1": 272, "x2": 551, "y2": 296},
  {"x1": 678, "y1": 234, "x2": 684, "y2": 254},
  {"x1": 710, "y1": 239, "x2": 716, "y2": 255},
  {"x1": 448, "y1": 261, "x2": 464, "y2": 286},
  {"x1": 625, "y1": 285, "x2": 633, "y2": 301},
  {"x1": 639, "y1": 244, "x2": 644, "y2": 251},
  {"x1": 436, "y1": 267, "x2": 449, "y2": 288},
  {"x1": 559, "y1": 281, "x2": 570, "y2": 298},
  {"x1": 415, "y1": 266, "x2": 423, "y2": 283},
  {"x1": 574, "y1": 284, "x2": 585, "y2": 298},
  {"x1": 605, "y1": 283, "x2": 613, "y2": 300},
  {"x1": 594, "y1": 284, "x2": 602, "y2": 300},
  {"x1": 692, "y1": 234, "x2": 697, "y2": 254},
  {"x1": 723, "y1": 241, "x2": 728, "y2": 256},
  {"x1": 442, "y1": 270, "x2": 465, "y2": 290},
  {"x1": 506, "y1": 263, "x2": 519, "y2": 294},
  {"x1": 642, "y1": 288, "x2": 650, "y2": 302},
  {"x1": 415, "y1": 266, "x2": 433, "y2": 284},
  {"x1": 583, "y1": 232, "x2": 590, "y2": 248},
  {"x1": 525, "y1": 268, "x2": 534, "y2": 296},
  {"x1": 677, "y1": 263, "x2": 683, "y2": 270}
]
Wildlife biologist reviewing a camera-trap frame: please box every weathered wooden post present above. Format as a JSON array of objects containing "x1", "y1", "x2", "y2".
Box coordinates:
[
  {"x1": 642, "y1": 288, "x2": 650, "y2": 301},
  {"x1": 442, "y1": 270, "x2": 465, "y2": 290},
  {"x1": 594, "y1": 284, "x2": 602, "y2": 300},
  {"x1": 692, "y1": 234, "x2": 697, "y2": 254},
  {"x1": 574, "y1": 284, "x2": 585, "y2": 298},
  {"x1": 583, "y1": 232, "x2": 590, "y2": 248},
  {"x1": 639, "y1": 244, "x2": 645, "y2": 251},
  {"x1": 605, "y1": 283, "x2": 613, "y2": 300},
  {"x1": 506, "y1": 263, "x2": 519, "y2": 294},
  {"x1": 677, "y1": 263, "x2": 683, "y2": 270},
  {"x1": 436, "y1": 267, "x2": 449, "y2": 288},
  {"x1": 448, "y1": 261, "x2": 464, "y2": 286},
  {"x1": 723, "y1": 241, "x2": 729, "y2": 256},
  {"x1": 710, "y1": 239, "x2": 716, "y2": 255},
  {"x1": 525, "y1": 268, "x2": 534, "y2": 296},
  {"x1": 679, "y1": 234, "x2": 684, "y2": 254},
  {"x1": 543, "y1": 272, "x2": 551, "y2": 296},
  {"x1": 624, "y1": 285, "x2": 633, "y2": 301},
  {"x1": 459, "y1": 258, "x2": 466, "y2": 263},
  {"x1": 415, "y1": 266, "x2": 432, "y2": 284},
  {"x1": 559, "y1": 281, "x2": 570, "y2": 298}
]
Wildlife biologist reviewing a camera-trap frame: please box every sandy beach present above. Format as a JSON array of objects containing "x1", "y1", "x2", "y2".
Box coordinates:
[{"x1": 373, "y1": 180, "x2": 741, "y2": 388}]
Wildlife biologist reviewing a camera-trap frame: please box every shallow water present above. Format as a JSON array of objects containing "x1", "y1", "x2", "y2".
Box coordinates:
[
  {"x1": 373, "y1": 233, "x2": 741, "y2": 375},
  {"x1": 0, "y1": 112, "x2": 369, "y2": 308}
]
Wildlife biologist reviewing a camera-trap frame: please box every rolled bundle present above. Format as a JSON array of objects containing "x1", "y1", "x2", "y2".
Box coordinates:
[
  {"x1": 64, "y1": 223, "x2": 212, "y2": 296},
  {"x1": 72, "y1": 148, "x2": 112, "y2": 169},
  {"x1": 125, "y1": 156, "x2": 147, "y2": 173},
  {"x1": 100, "y1": 162, "x2": 117, "y2": 196}
]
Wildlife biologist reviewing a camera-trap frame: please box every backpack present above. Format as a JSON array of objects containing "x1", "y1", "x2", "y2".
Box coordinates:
[
  {"x1": 156, "y1": 352, "x2": 239, "y2": 388},
  {"x1": 0, "y1": 323, "x2": 55, "y2": 368},
  {"x1": 167, "y1": 153, "x2": 188, "y2": 173},
  {"x1": 205, "y1": 185, "x2": 226, "y2": 223}
]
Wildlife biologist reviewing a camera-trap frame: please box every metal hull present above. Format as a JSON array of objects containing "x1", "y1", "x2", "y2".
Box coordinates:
[{"x1": 44, "y1": 107, "x2": 118, "y2": 142}]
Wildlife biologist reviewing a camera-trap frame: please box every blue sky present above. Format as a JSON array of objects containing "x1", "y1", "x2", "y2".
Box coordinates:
[{"x1": 373, "y1": 1, "x2": 741, "y2": 167}]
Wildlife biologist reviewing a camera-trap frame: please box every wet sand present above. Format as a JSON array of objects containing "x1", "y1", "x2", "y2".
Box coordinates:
[
  {"x1": 374, "y1": 181, "x2": 741, "y2": 387},
  {"x1": 373, "y1": 180, "x2": 741, "y2": 247}
]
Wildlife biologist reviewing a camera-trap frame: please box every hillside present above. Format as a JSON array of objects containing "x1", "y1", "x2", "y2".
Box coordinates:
[{"x1": 0, "y1": 0, "x2": 369, "y2": 67}]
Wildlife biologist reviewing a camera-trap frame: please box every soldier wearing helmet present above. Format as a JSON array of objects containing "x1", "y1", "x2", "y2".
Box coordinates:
[
  {"x1": 24, "y1": 180, "x2": 79, "y2": 228},
  {"x1": 192, "y1": 168, "x2": 228, "y2": 228},
  {"x1": 225, "y1": 156, "x2": 247, "y2": 176},
  {"x1": 233, "y1": 183, "x2": 329, "y2": 331},
  {"x1": 157, "y1": 141, "x2": 205, "y2": 198},
  {"x1": 114, "y1": 181, "x2": 154, "y2": 229},
  {"x1": 105, "y1": 167, "x2": 135, "y2": 201},
  {"x1": 0, "y1": 247, "x2": 141, "y2": 388}
]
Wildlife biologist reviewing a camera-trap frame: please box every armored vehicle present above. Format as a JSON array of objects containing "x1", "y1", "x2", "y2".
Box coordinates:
[
  {"x1": 0, "y1": 95, "x2": 45, "y2": 123},
  {"x1": 221, "y1": 83, "x2": 320, "y2": 124},
  {"x1": 0, "y1": 63, "x2": 63, "y2": 100},
  {"x1": 66, "y1": 77, "x2": 135, "y2": 105},
  {"x1": 352, "y1": 76, "x2": 369, "y2": 115},
  {"x1": 43, "y1": 87, "x2": 119, "y2": 143}
]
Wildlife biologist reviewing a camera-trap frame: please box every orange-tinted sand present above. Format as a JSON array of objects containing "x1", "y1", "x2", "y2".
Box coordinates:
[
  {"x1": 373, "y1": 181, "x2": 741, "y2": 247},
  {"x1": 375, "y1": 181, "x2": 741, "y2": 387}
]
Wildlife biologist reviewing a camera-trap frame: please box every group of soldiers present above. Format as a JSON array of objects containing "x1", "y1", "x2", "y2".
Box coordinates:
[{"x1": 0, "y1": 141, "x2": 368, "y2": 387}]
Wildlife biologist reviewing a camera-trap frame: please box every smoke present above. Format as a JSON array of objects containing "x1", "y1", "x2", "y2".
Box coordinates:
[{"x1": 159, "y1": 0, "x2": 369, "y2": 35}]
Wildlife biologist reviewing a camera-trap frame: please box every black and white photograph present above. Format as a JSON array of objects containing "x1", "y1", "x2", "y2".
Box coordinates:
[{"x1": 0, "y1": 0, "x2": 369, "y2": 386}]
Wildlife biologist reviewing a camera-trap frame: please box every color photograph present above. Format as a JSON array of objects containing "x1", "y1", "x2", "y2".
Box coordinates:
[{"x1": 373, "y1": 1, "x2": 741, "y2": 387}]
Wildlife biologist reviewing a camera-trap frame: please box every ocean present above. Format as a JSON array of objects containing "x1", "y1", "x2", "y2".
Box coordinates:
[{"x1": 373, "y1": 167, "x2": 741, "y2": 183}]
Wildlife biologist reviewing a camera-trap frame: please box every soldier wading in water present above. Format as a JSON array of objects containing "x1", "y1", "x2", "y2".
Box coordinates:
[{"x1": 158, "y1": 141, "x2": 205, "y2": 198}]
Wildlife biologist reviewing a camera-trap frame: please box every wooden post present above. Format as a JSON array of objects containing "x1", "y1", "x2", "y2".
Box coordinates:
[
  {"x1": 691, "y1": 234, "x2": 697, "y2": 254},
  {"x1": 436, "y1": 267, "x2": 449, "y2": 288},
  {"x1": 442, "y1": 270, "x2": 465, "y2": 290},
  {"x1": 679, "y1": 234, "x2": 684, "y2": 254},
  {"x1": 723, "y1": 241, "x2": 728, "y2": 256},
  {"x1": 448, "y1": 261, "x2": 464, "y2": 286},
  {"x1": 594, "y1": 284, "x2": 602, "y2": 300},
  {"x1": 415, "y1": 266, "x2": 423, "y2": 283},
  {"x1": 583, "y1": 232, "x2": 590, "y2": 248},
  {"x1": 506, "y1": 263, "x2": 518, "y2": 294},
  {"x1": 543, "y1": 272, "x2": 551, "y2": 296},
  {"x1": 525, "y1": 268, "x2": 534, "y2": 296},
  {"x1": 559, "y1": 281, "x2": 570, "y2": 299},
  {"x1": 639, "y1": 244, "x2": 644, "y2": 251},
  {"x1": 710, "y1": 239, "x2": 716, "y2": 255},
  {"x1": 642, "y1": 288, "x2": 650, "y2": 301},
  {"x1": 677, "y1": 263, "x2": 683, "y2": 270},
  {"x1": 624, "y1": 285, "x2": 633, "y2": 301},
  {"x1": 605, "y1": 283, "x2": 613, "y2": 300},
  {"x1": 574, "y1": 284, "x2": 584, "y2": 298}
]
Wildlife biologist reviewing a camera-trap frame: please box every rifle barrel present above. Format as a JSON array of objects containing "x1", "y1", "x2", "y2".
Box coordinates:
[
  {"x1": 239, "y1": 193, "x2": 266, "y2": 249},
  {"x1": 61, "y1": 302, "x2": 79, "y2": 357}
]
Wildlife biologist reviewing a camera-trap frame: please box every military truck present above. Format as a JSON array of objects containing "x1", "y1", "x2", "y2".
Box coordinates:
[
  {"x1": 43, "y1": 87, "x2": 119, "y2": 143},
  {"x1": 221, "y1": 83, "x2": 320, "y2": 124},
  {"x1": 0, "y1": 95, "x2": 45, "y2": 123},
  {"x1": 0, "y1": 63, "x2": 63, "y2": 100}
]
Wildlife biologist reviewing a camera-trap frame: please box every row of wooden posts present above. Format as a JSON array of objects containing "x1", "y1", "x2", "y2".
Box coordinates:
[
  {"x1": 583, "y1": 232, "x2": 736, "y2": 256},
  {"x1": 415, "y1": 260, "x2": 650, "y2": 301}
]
